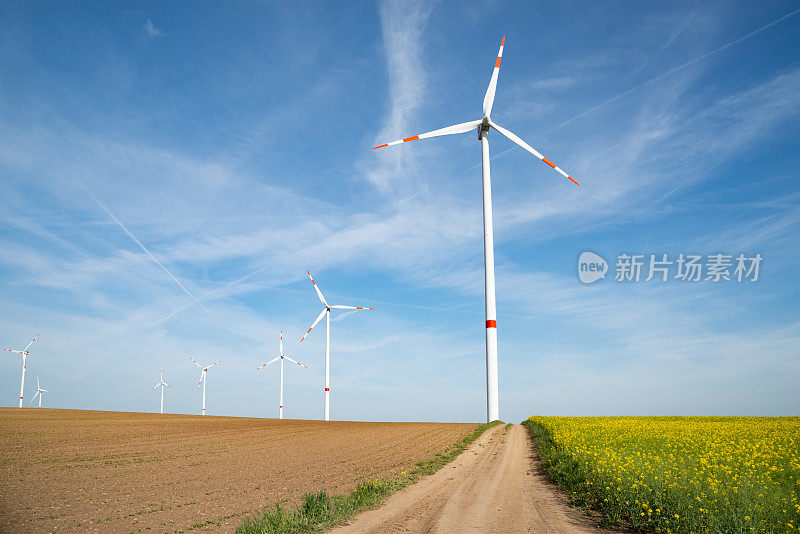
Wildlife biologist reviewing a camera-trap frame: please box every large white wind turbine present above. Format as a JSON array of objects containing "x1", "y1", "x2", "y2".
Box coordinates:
[
  {"x1": 373, "y1": 37, "x2": 580, "y2": 422},
  {"x1": 189, "y1": 357, "x2": 221, "y2": 416},
  {"x1": 300, "y1": 270, "x2": 374, "y2": 421},
  {"x1": 150, "y1": 365, "x2": 173, "y2": 414},
  {"x1": 30, "y1": 377, "x2": 48, "y2": 408},
  {"x1": 257, "y1": 330, "x2": 308, "y2": 419},
  {"x1": 4, "y1": 334, "x2": 38, "y2": 408}
]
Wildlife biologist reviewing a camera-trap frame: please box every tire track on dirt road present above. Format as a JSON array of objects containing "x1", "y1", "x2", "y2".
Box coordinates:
[{"x1": 330, "y1": 424, "x2": 610, "y2": 533}]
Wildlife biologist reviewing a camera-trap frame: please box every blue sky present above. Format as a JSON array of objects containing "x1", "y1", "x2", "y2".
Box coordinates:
[{"x1": 1, "y1": 1, "x2": 798, "y2": 423}]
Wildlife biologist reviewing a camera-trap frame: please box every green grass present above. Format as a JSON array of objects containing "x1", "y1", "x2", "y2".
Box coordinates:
[
  {"x1": 237, "y1": 420, "x2": 502, "y2": 534},
  {"x1": 523, "y1": 416, "x2": 800, "y2": 533}
]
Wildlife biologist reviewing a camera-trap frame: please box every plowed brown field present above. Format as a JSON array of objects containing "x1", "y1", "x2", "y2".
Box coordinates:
[{"x1": 0, "y1": 409, "x2": 477, "y2": 533}]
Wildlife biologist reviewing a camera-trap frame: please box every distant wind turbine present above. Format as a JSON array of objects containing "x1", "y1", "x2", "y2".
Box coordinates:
[
  {"x1": 300, "y1": 270, "x2": 374, "y2": 421},
  {"x1": 30, "y1": 377, "x2": 48, "y2": 408},
  {"x1": 189, "y1": 357, "x2": 221, "y2": 416},
  {"x1": 372, "y1": 37, "x2": 580, "y2": 422},
  {"x1": 150, "y1": 365, "x2": 173, "y2": 414},
  {"x1": 4, "y1": 334, "x2": 38, "y2": 408},
  {"x1": 257, "y1": 330, "x2": 308, "y2": 419}
]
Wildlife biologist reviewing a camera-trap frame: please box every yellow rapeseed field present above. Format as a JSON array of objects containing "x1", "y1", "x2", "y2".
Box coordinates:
[{"x1": 525, "y1": 416, "x2": 800, "y2": 533}]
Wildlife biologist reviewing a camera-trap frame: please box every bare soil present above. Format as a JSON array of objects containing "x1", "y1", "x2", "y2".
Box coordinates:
[
  {"x1": 0, "y1": 408, "x2": 477, "y2": 533},
  {"x1": 331, "y1": 424, "x2": 613, "y2": 533}
]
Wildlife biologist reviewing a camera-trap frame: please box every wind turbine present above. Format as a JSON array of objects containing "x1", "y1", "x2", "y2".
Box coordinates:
[
  {"x1": 4, "y1": 334, "x2": 38, "y2": 408},
  {"x1": 189, "y1": 357, "x2": 221, "y2": 416},
  {"x1": 150, "y1": 365, "x2": 173, "y2": 414},
  {"x1": 257, "y1": 330, "x2": 308, "y2": 419},
  {"x1": 300, "y1": 270, "x2": 374, "y2": 421},
  {"x1": 372, "y1": 37, "x2": 580, "y2": 422},
  {"x1": 30, "y1": 377, "x2": 48, "y2": 408}
]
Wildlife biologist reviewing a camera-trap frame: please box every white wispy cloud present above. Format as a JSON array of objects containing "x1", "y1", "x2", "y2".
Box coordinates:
[
  {"x1": 364, "y1": 0, "x2": 433, "y2": 197},
  {"x1": 144, "y1": 19, "x2": 164, "y2": 38}
]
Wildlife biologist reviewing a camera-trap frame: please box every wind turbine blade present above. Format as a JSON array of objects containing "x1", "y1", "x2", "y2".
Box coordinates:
[
  {"x1": 37, "y1": 377, "x2": 40, "y2": 390},
  {"x1": 483, "y1": 36, "x2": 505, "y2": 117},
  {"x1": 4, "y1": 349, "x2": 22, "y2": 354},
  {"x1": 40, "y1": 389, "x2": 48, "y2": 392},
  {"x1": 198, "y1": 371, "x2": 205, "y2": 389},
  {"x1": 306, "y1": 270, "x2": 328, "y2": 307},
  {"x1": 280, "y1": 330, "x2": 284, "y2": 357},
  {"x1": 162, "y1": 382, "x2": 172, "y2": 389},
  {"x1": 490, "y1": 121, "x2": 581, "y2": 186},
  {"x1": 283, "y1": 355, "x2": 308, "y2": 368},
  {"x1": 300, "y1": 308, "x2": 327, "y2": 342},
  {"x1": 23, "y1": 334, "x2": 39, "y2": 352},
  {"x1": 330, "y1": 305, "x2": 375, "y2": 310},
  {"x1": 372, "y1": 119, "x2": 482, "y2": 149},
  {"x1": 207, "y1": 361, "x2": 222, "y2": 369},
  {"x1": 151, "y1": 383, "x2": 161, "y2": 391},
  {"x1": 256, "y1": 356, "x2": 281, "y2": 370},
  {"x1": 30, "y1": 391, "x2": 39, "y2": 405},
  {"x1": 188, "y1": 356, "x2": 203, "y2": 369}
]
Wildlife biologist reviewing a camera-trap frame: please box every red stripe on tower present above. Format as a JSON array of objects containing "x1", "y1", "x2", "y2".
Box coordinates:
[
  {"x1": 486, "y1": 320, "x2": 497, "y2": 328},
  {"x1": 325, "y1": 387, "x2": 330, "y2": 391}
]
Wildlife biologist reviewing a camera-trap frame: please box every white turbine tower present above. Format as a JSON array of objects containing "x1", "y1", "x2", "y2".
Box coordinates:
[
  {"x1": 300, "y1": 270, "x2": 374, "y2": 421},
  {"x1": 30, "y1": 377, "x2": 48, "y2": 408},
  {"x1": 4, "y1": 334, "x2": 38, "y2": 408},
  {"x1": 373, "y1": 37, "x2": 580, "y2": 422},
  {"x1": 189, "y1": 357, "x2": 221, "y2": 416},
  {"x1": 257, "y1": 330, "x2": 308, "y2": 419},
  {"x1": 150, "y1": 365, "x2": 173, "y2": 414}
]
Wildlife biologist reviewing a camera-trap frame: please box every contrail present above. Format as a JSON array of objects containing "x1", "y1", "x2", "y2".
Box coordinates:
[
  {"x1": 470, "y1": 6, "x2": 800, "y2": 170},
  {"x1": 546, "y1": 7, "x2": 800, "y2": 133},
  {"x1": 84, "y1": 187, "x2": 211, "y2": 314},
  {"x1": 152, "y1": 263, "x2": 272, "y2": 325}
]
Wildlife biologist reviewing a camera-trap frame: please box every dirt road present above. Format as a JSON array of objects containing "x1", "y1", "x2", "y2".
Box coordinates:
[{"x1": 331, "y1": 424, "x2": 607, "y2": 533}]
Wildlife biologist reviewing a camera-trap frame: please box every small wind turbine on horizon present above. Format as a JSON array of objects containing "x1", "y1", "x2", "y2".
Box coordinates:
[
  {"x1": 300, "y1": 270, "x2": 374, "y2": 421},
  {"x1": 4, "y1": 334, "x2": 38, "y2": 408},
  {"x1": 30, "y1": 377, "x2": 48, "y2": 408},
  {"x1": 190, "y1": 357, "x2": 221, "y2": 416},
  {"x1": 372, "y1": 36, "x2": 580, "y2": 423},
  {"x1": 257, "y1": 330, "x2": 308, "y2": 419},
  {"x1": 150, "y1": 365, "x2": 173, "y2": 414}
]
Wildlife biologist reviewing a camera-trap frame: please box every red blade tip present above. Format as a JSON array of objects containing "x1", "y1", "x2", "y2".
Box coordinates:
[{"x1": 372, "y1": 144, "x2": 388, "y2": 149}]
